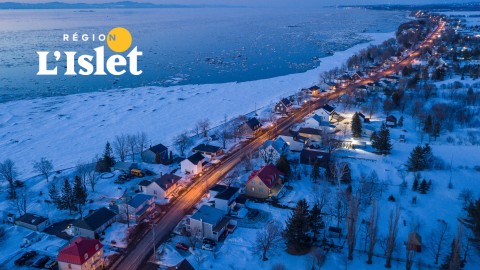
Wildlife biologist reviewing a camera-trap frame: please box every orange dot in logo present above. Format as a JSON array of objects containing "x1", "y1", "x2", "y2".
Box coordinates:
[{"x1": 106, "y1": 27, "x2": 132, "y2": 53}]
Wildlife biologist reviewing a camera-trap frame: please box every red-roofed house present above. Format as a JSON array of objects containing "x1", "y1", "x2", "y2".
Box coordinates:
[
  {"x1": 245, "y1": 164, "x2": 284, "y2": 199},
  {"x1": 57, "y1": 237, "x2": 104, "y2": 270}
]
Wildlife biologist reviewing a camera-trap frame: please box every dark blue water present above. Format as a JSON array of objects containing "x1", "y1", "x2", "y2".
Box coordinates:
[{"x1": 0, "y1": 7, "x2": 407, "y2": 102}]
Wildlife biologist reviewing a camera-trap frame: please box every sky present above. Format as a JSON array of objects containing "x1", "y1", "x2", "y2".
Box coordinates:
[{"x1": 4, "y1": 0, "x2": 477, "y2": 6}]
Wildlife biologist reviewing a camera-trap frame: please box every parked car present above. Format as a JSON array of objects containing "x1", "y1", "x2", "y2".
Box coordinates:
[
  {"x1": 44, "y1": 260, "x2": 58, "y2": 269},
  {"x1": 143, "y1": 169, "x2": 154, "y2": 176},
  {"x1": 175, "y1": 242, "x2": 189, "y2": 251},
  {"x1": 14, "y1": 251, "x2": 37, "y2": 266},
  {"x1": 202, "y1": 238, "x2": 216, "y2": 246},
  {"x1": 32, "y1": 256, "x2": 49, "y2": 268},
  {"x1": 201, "y1": 243, "x2": 215, "y2": 251}
]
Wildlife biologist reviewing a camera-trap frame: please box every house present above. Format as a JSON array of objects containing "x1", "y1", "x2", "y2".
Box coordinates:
[
  {"x1": 57, "y1": 237, "x2": 104, "y2": 270},
  {"x1": 209, "y1": 185, "x2": 240, "y2": 214},
  {"x1": 180, "y1": 152, "x2": 206, "y2": 175},
  {"x1": 314, "y1": 104, "x2": 336, "y2": 123},
  {"x1": 259, "y1": 137, "x2": 290, "y2": 162},
  {"x1": 138, "y1": 179, "x2": 151, "y2": 192},
  {"x1": 23, "y1": 231, "x2": 41, "y2": 247},
  {"x1": 145, "y1": 173, "x2": 182, "y2": 200},
  {"x1": 72, "y1": 207, "x2": 117, "y2": 239},
  {"x1": 363, "y1": 125, "x2": 376, "y2": 138},
  {"x1": 325, "y1": 82, "x2": 337, "y2": 91},
  {"x1": 298, "y1": 127, "x2": 322, "y2": 142},
  {"x1": 385, "y1": 115, "x2": 397, "y2": 127},
  {"x1": 299, "y1": 149, "x2": 330, "y2": 169},
  {"x1": 308, "y1": 85, "x2": 320, "y2": 95},
  {"x1": 113, "y1": 162, "x2": 139, "y2": 173},
  {"x1": 118, "y1": 194, "x2": 155, "y2": 223},
  {"x1": 407, "y1": 232, "x2": 422, "y2": 252},
  {"x1": 274, "y1": 98, "x2": 293, "y2": 114},
  {"x1": 335, "y1": 73, "x2": 352, "y2": 87},
  {"x1": 15, "y1": 213, "x2": 50, "y2": 232},
  {"x1": 278, "y1": 130, "x2": 304, "y2": 152},
  {"x1": 188, "y1": 205, "x2": 232, "y2": 242},
  {"x1": 192, "y1": 143, "x2": 223, "y2": 159},
  {"x1": 166, "y1": 259, "x2": 195, "y2": 270},
  {"x1": 305, "y1": 114, "x2": 337, "y2": 131},
  {"x1": 141, "y1": 143, "x2": 169, "y2": 164},
  {"x1": 245, "y1": 164, "x2": 284, "y2": 199},
  {"x1": 357, "y1": 112, "x2": 369, "y2": 123},
  {"x1": 239, "y1": 117, "x2": 262, "y2": 138}
]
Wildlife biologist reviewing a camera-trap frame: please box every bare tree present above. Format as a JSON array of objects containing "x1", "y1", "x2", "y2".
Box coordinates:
[
  {"x1": 367, "y1": 199, "x2": 380, "y2": 264},
  {"x1": 188, "y1": 227, "x2": 202, "y2": 250},
  {"x1": 428, "y1": 220, "x2": 449, "y2": 264},
  {"x1": 174, "y1": 131, "x2": 193, "y2": 157},
  {"x1": 113, "y1": 134, "x2": 128, "y2": 162},
  {"x1": 347, "y1": 195, "x2": 360, "y2": 260},
  {"x1": 358, "y1": 171, "x2": 385, "y2": 209},
  {"x1": 385, "y1": 207, "x2": 401, "y2": 268},
  {"x1": 135, "y1": 132, "x2": 148, "y2": 160},
  {"x1": 219, "y1": 115, "x2": 231, "y2": 149},
  {"x1": 0, "y1": 159, "x2": 18, "y2": 199},
  {"x1": 446, "y1": 225, "x2": 463, "y2": 270},
  {"x1": 197, "y1": 119, "x2": 211, "y2": 137},
  {"x1": 255, "y1": 221, "x2": 283, "y2": 261},
  {"x1": 406, "y1": 247, "x2": 415, "y2": 270},
  {"x1": 76, "y1": 162, "x2": 89, "y2": 189},
  {"x1": 15, "y1": 188, "x2": 27, "y2": 216},
  {"x1": 241, "y1": 152, "x2": 254, "y2": 172},
  {"x1": 127, "y1": 134, "x2": 138, "y2": 162},
  {"x1": 329, "y1": 161, "x2": 349, "y2": 187},
  {"x1": 259, "y1": 147, "x2": 276, "y2": 164},
  {"x1": 33, "y1": 157, "x2": 54, "y2": 182},
  {"x1": 85, "y1": 160, "x2": 97, "y2": 192}
]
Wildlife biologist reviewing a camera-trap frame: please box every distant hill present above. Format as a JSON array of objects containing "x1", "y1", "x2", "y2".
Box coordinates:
[
  {"x1": 0, "y1": 1, "x2": 218, "y2": 9},
  {"x1": 341, "y1": 2, "x2": 480, "y2": 12}
]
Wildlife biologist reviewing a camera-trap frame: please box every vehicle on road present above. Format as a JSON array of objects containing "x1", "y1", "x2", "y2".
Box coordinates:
[
  {"x1": 202, "y1": 243, "x2": 215, "y2": 251},
  {"x1": 175, "y1": 242, "x2": 189, "y2": 251},
  {"x1": 202, "y1": 238, "x2": 216, "y2": 246},
  {"x1": 44, "y1": 259, "x2": 58, "y2": 269},
  {"x1": 14, "y1": 251, "x2": 37, "y2": 266},
  {"x1": 32, "y1": 255, "x2": 49, "y2": 268}
]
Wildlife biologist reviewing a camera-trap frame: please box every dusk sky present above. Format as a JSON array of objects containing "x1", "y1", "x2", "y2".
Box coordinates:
[{"x1": 5, "y1": 0, "x2": 477, "y2": 6}]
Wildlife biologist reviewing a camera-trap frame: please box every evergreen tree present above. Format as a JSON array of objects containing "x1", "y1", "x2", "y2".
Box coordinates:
[
  {"x1": 407, "y1": 145, "x2": 425, "y2": 172},
  {"x1": 351, "y1": 112, "x2": 363, "y2": 138},
  {"x1": 285, "y1": 199, "x2": 311, "y2": 252},
  {"x1": 424, "y1": 115, "x2": 433, "y2": 134},
  {"x1": 466, "y1": 198, "x2": 480, "y2": 236},
  {"x1": 440, "y1": 240, "x2": 465, "y2": 270},
  {"x1": 371, "y1": 123, "x2": 392, "y2": 154},
  {"x1": 169, "y1": 151, "x2": 173, "y2": 164},
  {"x1": 412, "y1": 177, "x2": 419, "y2": 192},
  {"x1": 433, "y1": 122, "x2": 441, "y2": 140},
  {"x1": 398, "y1": 116, "x2": 404, "y2": 128},
  {"x1": 276, "y1": 156, "x2": 291, "y2": 176},
  {"x1": 60, "y1": 178, "x2": 76, "y2": 214},
  {"x1": 73, "y1": 176, "x2": 87, "y2": 216},
  {"x1": 418, "y1": 179, "x2": 428, "y2": 194},
  {"x1": 309, "y1": 203, "x2": 322, "y2": 241},
  {"x1": 103, "y1": 142, "x2": 114, "y2": 167},
  {"x1": 311, "y1": 160, "x2": 321, "y2": 183},
  {"x1": 341, "y1": 163, "x2": 352, "y2": 184},
  {"x1": 422, "y1": 144, "x2": 434, "y2": 169},
  {"x1": 48, "y1": 183, "x2": 60, "y2": 208},
  {"x1": 155, "y1": 152, "x2": 162, "y2": 164}
]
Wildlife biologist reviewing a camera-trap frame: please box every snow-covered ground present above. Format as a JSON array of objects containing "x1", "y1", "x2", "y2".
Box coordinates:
[
  {"x1": 0, "y1": 32, "x2": 394, "y2": 178},
  {"x1": 157, "y1": 97, "x2": 480, "y2": 270}
]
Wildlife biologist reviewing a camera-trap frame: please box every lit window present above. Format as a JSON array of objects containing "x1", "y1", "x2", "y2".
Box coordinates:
[{"x1": 251, "y1": 187, "x2": 255, "y2": 192}]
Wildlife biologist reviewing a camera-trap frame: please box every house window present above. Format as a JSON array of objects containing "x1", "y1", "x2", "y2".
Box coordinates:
[
  {"x1": 251, "y1": 187, "x2": 255, "y2": 192},
  {"x1": 259, "y1": 188, "x2": 263, "y2": 193}
]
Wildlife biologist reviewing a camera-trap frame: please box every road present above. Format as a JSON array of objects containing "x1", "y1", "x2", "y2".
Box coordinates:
[{"x1": 110, "y1": 20, "x2": 444, "y2": 270}]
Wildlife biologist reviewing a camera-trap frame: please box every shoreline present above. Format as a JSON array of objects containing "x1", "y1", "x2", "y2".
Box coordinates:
[{"x1": 0, "y1": 31, "x2": 394, "y2": 176}]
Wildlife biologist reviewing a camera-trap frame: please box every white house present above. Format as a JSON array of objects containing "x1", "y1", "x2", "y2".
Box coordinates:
[
  {"x1": 209, "y1": 185, "x2": 240, "y2": 214},
  {"x1": 259, "y1": 137, "x2": 290, "y2": 162},
  {"x1": 188, "y1": 205, "x2": 233, "y2": 242},
  {"x1": 278, "y1": 134, "x2": 304, "y2": 152},
  {"x1": 15, "y1": 213, "x2": 50, "y2": 232},
  {"x1": 145, "y1": 173, "x2": 182, "y2": 200},
  {"x1": 314, "y1": 104, "x2": 336, "y2": 123},
  {"x1": 180, "y1": 152, "x2": 206, "y2": 175}
]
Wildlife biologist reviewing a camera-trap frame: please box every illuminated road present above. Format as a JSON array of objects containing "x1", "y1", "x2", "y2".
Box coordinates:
[{"x1": 110, "y1": 20, "x2": 444, "y2": 270}]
